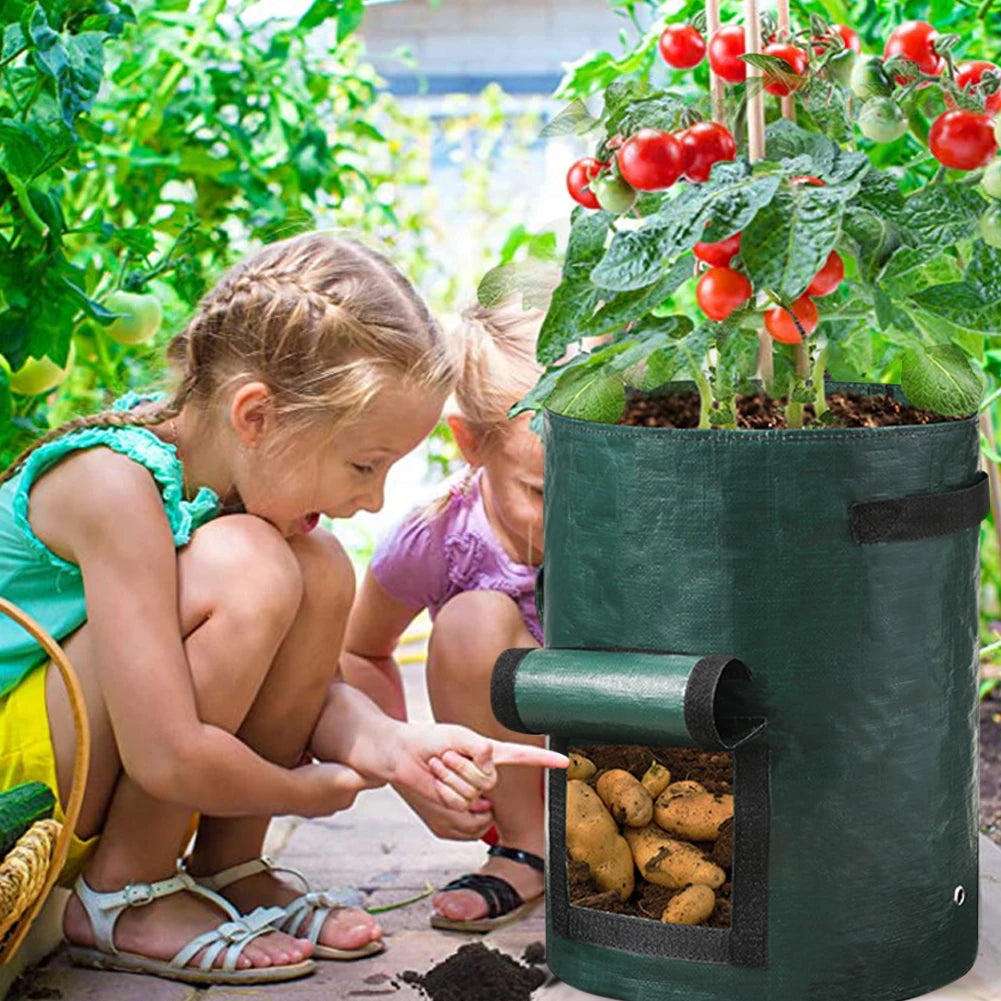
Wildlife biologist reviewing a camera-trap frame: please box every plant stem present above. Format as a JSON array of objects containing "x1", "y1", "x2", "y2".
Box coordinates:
[
  {"x1": 366, "y1": 883, "x2": 435, "y2": 914},
  {"x1": 9, "y1": 178, "x2": 48, "y2": 238},
  {"x1": 812, "y1": 346, "x2": 829, "y2": 418},
  {"x1": 694, "y1": 369, "x2": 714, "y2": 429}
]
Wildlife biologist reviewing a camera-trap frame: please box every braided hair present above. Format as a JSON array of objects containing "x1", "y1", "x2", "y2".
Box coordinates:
[{"x1": 0, "y1": 233, "x2": 457, "y2": 486}]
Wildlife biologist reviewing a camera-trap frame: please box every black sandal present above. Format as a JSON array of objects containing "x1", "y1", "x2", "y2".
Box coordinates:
[{"x1": 430, "y1": 845, "x2": 545, "y2": 933}]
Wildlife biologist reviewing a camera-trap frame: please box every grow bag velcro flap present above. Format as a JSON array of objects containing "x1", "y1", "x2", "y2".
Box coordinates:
[{"x1": 491, "y1": 648, "x2": 763, "y2": 751}]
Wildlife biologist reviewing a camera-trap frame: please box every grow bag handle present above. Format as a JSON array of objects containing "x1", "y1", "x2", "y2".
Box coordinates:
[
  {"x1": 850, "y1": 471, "x2": 990, "y2": 545},
  {"x1": 491, "y1": 648, "x2": 763, "y2": 751}
]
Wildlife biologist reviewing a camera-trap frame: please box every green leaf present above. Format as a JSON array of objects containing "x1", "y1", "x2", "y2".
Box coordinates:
[
  {"x1": 0, "y1": 119, "x2": 44, "y2": 179},
  {"x1": 800, "y1": 80, "x2": 852, "y2": 146},
  {"x1": 545, "y1": 343, "x2": 638, "y2": 423},
  {"x1": 477, "y1": 259, "x2": 560, "y2": 311},
  {"x1": 592, "y1": 161, "x2": 779, "y2": 291},
  {"x1": 909, "y1": 282, "x2": 1001, "y2": 338},
  {"x1": 509, "y1": 353, "x2": 594, "y2": 420},
  {"x1": 29, "y1": 8, "x2": 106, "y2": 130},
  {"x1": 741, "y1": 186, "x2": 847, "y2": 300},
  {"x1": 879, "y1": 247, "x2": 963, "y2": 300},
  {"x1": 581, "y1": 255, "x2": 693, "y2": 337},
  {"x1": 537, "y1": 277, "x2": 601, "y2": 365},
  {"x1": 612, "y1": 91, "x2": 688, "y2": 135},
  {"x1": 965, "y1": 240, "x2": 1001, "y2": 303},
  {"x1": 843, "y1": 207, "x2": 900, "y2": 282},
  {"x1": 300, "y1": 0, "x2": 364, "y2": 39},
  {"x1": 893, "y1": 185, "x2": 986, "y2": 251},
  {"x1": 538, "y1": 99, "x2": 598, "y2": 138},
  {"x1": 641, "y1": 322, "x2": 714, "y2": 389},
  {"x1": 900, "y1": 344, "x2": 985, "y2": 415}
]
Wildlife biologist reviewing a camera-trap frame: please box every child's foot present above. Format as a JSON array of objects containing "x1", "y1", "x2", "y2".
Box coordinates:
[
  {"x1": 431, "y1": 845, "x2": 544, "y2": 923},
  {"x1": 63, "y1": 885, "x2": 313, "y2": 971},
  {"x1": 196, "y1": 868, "x2": 383, "y2": 954}
]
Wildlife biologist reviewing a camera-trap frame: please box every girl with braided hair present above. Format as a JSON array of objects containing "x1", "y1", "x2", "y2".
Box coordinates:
[
  {"x1": 341, "y1": 295, "x2": 550, "y2": 932},
  {"x1": 0, "y1": 234, "x2": 567, "y2": 985}
]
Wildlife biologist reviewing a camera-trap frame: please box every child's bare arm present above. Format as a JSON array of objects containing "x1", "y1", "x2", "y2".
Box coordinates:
[
  {"x1": 37, "y1": 449, "x2": 365, "y2": 818},
  {"x1": 339, "y1": 569, "x2": 421, "y2": 719}
]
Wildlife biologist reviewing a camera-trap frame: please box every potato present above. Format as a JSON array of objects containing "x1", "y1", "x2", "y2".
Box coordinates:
[
  {"x1": 664, "y1": 780, "x2": 705, "y2": 797},
  {"x1": 623, "y1": 824, "x2": 726, "y2": 890},
  {"x1": 568, "y1": 752, "x2": 597, "y2": 782},
  {"x1": 654, "y1": 789, "x2": 734, "y2": 842},
  {"x1": 596, "y1": 769, "x2": 654, "y2": 828},
  {"x1": 566, "y1": 779, "x2": 635, "y2": 901},
  {"x1": 641, "y1": 760, "x2": 671, "y2": 799},
  {"x1": 662, "y1": 884, "x2": 716, "y2": 925}
]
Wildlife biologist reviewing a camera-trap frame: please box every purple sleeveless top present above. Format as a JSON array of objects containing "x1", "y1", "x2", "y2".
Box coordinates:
[{"x1": 370, "y1": 468, "x2": 542, "y2": 644}]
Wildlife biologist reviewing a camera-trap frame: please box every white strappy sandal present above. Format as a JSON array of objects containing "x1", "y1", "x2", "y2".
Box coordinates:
[
  {"x1": 191, "y1": 856, "x2": 385, "y2": 961},
  {"x1": 66, "y1": 870, "x2": 316, "y2": 984}
]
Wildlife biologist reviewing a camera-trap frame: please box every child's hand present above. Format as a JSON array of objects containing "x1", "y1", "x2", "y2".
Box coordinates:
[
  {"x1": 294, "y1": 760, "x2": 386, "y2": 818},
  {"x1": 391, "y1": 722, "x2": 569, "y2": 812}
]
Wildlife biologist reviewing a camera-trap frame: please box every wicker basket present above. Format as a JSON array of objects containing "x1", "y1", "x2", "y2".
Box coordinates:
[{"x1": 0, "y1": 598, "x2": 90, "y2": 964}]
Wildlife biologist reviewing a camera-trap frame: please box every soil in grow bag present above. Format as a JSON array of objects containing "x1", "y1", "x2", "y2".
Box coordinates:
[
  {"x1": 567, "y1": 744, "x2": 733, "y2": 928},
  {"x1": 620, "y1": 390, "x2": 964, "y2": 430}
]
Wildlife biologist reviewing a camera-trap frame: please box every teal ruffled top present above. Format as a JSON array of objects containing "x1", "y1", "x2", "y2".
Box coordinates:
[{"x1": 0, "y1": 393, "x2": 221, "y2": 697}]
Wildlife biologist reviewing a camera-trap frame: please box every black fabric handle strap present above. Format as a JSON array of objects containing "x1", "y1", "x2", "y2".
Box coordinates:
[{"x1": 850, "y1": 471, "x2": 990, "y2": 545}]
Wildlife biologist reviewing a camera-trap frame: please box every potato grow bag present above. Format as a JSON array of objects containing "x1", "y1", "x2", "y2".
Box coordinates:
[{"x1": 491, "y1": 382, "x2": 989, "y2": 1001}]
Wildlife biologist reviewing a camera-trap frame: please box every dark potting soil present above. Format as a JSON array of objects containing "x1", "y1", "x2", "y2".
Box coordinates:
[
  {"x1": 619, "y1": 390, "x2": 964, "y2": 430},
  {"x1": 981, "y1": 695, "x2": 1001, "y2": 846},
  {"x1": 568, "y1": 744, "x2": 733, "y2": 927},
  {"x1": 399, "y1": 942, "x2": 547, "y2": 1001}
]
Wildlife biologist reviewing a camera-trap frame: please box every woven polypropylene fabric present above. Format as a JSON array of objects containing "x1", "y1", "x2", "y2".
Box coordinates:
[{"x1": 541, "y1": 383, "x2": 983, "y2": 1001}]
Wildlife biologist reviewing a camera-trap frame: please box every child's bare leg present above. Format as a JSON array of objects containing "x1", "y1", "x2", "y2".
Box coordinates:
[
  {"x1": 340, "y1": 651, "x2": 407, "y2": 721},
  {"x1": 424, "y1": 590, "x2": 544, "y2": 922},
  {"x1": 46, "y1": 516, "x2": 313, "y2": 970},
  {"x1": 185, "y1": 529, "x2": 382, "y2": 952}
]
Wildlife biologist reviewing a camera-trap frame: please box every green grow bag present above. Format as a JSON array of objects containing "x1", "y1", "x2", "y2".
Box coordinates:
[{"x1": 491, "y1": 383, "x2": 988, "y2": 1001}]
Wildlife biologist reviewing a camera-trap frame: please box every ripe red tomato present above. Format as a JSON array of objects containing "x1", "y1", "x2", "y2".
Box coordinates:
[
  {"x1": 617, "y1": 129, "x2": 683, "y2": 191},
  {"x1": 708, "y1": 25, "x2": 747, "y2": 84},
  {"x1": 566, "y1": 158, "x2": 606, "y2": 209},
  {"x1": 659, "y1": 24, "x2": 706, "y2": 70},
  {"x1": 954, "y1": 61, "x2": 1001, "y2": 116},
  {"x1": 696, "y1": 267, "x2": 753, "y2": 321},
  {"x1": 805, "y1": 251, "x2": 845, "y2": 297},
  {"x1": 790, "y1": 174, "x2": 825, "y2": 186},
  {"x1": 679, "y1": 121, "x2": 737, "y2": 183},
  {"x1": 812, "y1": 24, "x2": 862, "y2": 57},
  {"x1": 929, "y1": 110, "x2": 998, "y2": 171},
  {"x1": 694, "y1": 231, "x2": 742, "y2": 267},
  {"x1": 764, "y1": 296, "x2": 819, "y2": 344},
  {"x1": 883, "y1": 21, "x2": 943, "y2": 82},
  {"x1": 763, "y1": 43, "x2": 809, "y2": 96}
]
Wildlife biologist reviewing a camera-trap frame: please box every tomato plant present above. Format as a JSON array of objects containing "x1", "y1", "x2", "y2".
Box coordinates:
[
  {"x1": 954, "y1": 62, "x2": 1001, "y2": 116},
  {"x1": 659, "y1": 25, "x2": 706, "y2": 70},
  {"x1": 806, "y1": 252, "x2": 845, "y2": 297},
  {"x1": 592, "y1": 175, "x2": 637, "y2": 214},
  {"x1": 883, "y1": 21, "x2": 943, "y2": 81},
  {"x1": 930, "y1": 111, "x2": 998, "y2": 171},
  {"x1": 762, "y1": 43, "x2": 809, "y2": 96},
  {"x1": 617, "y1": 130, "x2": 683, "y2": 191},
  {"x1": 696, "y1": 267, "x2": 753, "y2": 321},
  {"x1": 859, "y1": 98, "x2": 908, "y2": 143},
  {"x1": 694, "y1": 232, "x2": 742, "y2": 267},
  {"x1": 567, "y1": 158, "x2": 606, "y2": 209},
  {"x1": 708, "y1": 26, "x2": 747, "y2": 84},
  {"x1": 679, "y1": 122, "x2": 737, "y2": 183},
  {"x1": 104, "y1": 292, "x2": 163, "y2": 347},
  {"x1": 764, "y1": 296, "x2": 820, "y2": 344}
]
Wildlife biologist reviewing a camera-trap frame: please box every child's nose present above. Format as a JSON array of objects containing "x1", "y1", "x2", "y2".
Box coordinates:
[{"x1": 357, "y1": 479, "x2": 385, "y2": 514}]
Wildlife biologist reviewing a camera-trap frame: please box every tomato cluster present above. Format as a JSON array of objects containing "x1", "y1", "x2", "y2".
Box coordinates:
[{"x1": 566, "y1": 121, "x2": 737, "y2": 212}]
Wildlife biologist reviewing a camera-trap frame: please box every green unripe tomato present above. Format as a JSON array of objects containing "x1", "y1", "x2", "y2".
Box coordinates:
[
  {"x1": 104, "y1": 290, "x2": 163, "y2": 346},
  {"x1": 983, "y1": 160, "x2": 1001, "y2": 201},
  {"x1": 4, "y1": 343, "x2": 76, "y2": 396},
  {"x1": 851, "y1": 55, "x2": 893, "y2": 100},
  {"x1": 591, "y1": 174, "x2": 637, "y2": 215},
  {"x1": 859, "y1": 97, "x2": 908, "y2": 143},
  {"x1": 829, "y1": 48, "x2": 856, "y2": 88},
  {"x1": 980, "y1": 204, "x2": 1001, "y2": 248}
]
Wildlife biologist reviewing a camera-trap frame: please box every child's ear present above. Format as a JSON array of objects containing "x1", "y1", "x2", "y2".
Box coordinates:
[
  {"x1": 447, "y1": 415, "x2": 485, "y2": 466},
  {"x1": 231, "y1": 381, "x2": 274, "y2": 448}
]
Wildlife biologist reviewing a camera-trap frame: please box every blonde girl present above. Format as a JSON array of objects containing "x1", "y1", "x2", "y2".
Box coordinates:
[
  {"x1": 0, "y1": 236, "x2": 567, "y2": 986},
  {"x1": 341, "y1": 296, "x2": 548, "y2": 932}
]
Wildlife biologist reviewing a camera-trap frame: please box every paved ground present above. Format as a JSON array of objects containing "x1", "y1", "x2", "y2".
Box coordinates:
[{"x1": 6, "y1": 631, "x2": 1001, "y2": 1000}]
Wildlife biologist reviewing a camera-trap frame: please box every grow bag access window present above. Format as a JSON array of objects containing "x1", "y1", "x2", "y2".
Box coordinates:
[{"x1": 492, "y1": 648, "x2": 769, "y2": 968}]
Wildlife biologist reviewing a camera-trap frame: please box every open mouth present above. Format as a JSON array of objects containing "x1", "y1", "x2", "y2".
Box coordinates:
[{"x1": 301, "y1": 512, "x2": 320, "y2": 533}]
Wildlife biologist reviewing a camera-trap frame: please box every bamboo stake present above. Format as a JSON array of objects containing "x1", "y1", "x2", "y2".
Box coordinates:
[
  {"x1": 776, "y1": 0, "x2": 796, "y2": 122},
  {"x1": 745, "y1": 0, "x2": 772, "y2": 383},
  {"x1": 705, "y1": 0, "x2": 726, "y2": 126}
]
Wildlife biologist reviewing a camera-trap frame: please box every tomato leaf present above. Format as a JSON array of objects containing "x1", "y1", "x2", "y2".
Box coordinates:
[
  {"x1": 893, "y1": 185, "x2": 986, "y2": 251},
  {"x1": 900, "y1": 344, "x2": 985, "y2": 415},
  {"x1": 539, "y1": 100, "x2": 599, "y2": 138},
  {"x1": 741, "y1": 186, "x2": 847, "y2": 300}
]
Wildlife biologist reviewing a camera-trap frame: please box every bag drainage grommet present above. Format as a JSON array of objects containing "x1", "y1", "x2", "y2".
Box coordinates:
[{"x1": 953, "y1": 886, "x2": 966, "y2": 906}]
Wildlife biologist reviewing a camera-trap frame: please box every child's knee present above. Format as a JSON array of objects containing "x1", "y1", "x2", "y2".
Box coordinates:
[
  {"x1": 185, "y1": 514, "x2": 304, "y2": 635},
  {"x1": 430, "y1": 590, "x2": 524, "y2": 676},
  {"x1": 289, "y1": 527, "x2": 355, "y2": 619}
]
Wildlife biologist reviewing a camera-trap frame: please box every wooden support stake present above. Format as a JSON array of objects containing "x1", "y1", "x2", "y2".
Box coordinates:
[{"x1": 706, "y1": 0, "x2": 726, "y2": 126}]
